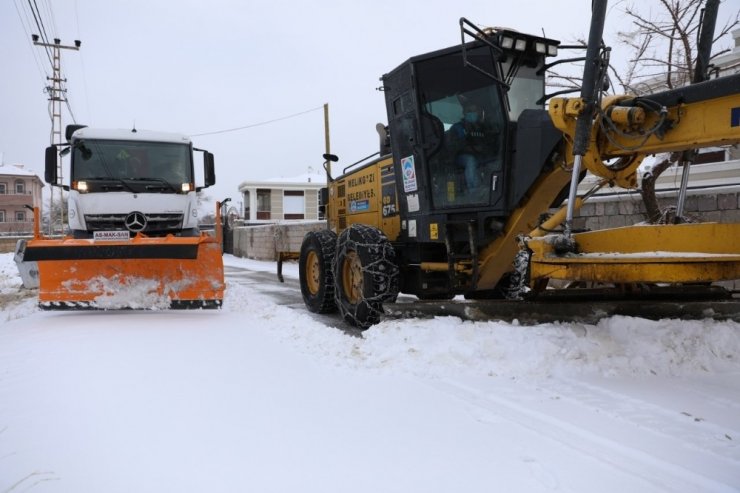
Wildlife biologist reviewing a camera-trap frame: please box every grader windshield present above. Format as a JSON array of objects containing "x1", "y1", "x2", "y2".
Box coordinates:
[{"x1": 415, "y1": 52, "x2": 509, "y2": 208}]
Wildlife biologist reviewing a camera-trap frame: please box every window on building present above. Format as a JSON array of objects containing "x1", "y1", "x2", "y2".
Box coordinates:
[
  {"x1": 0, "y1": 210, "x2": 5, "y2": 222},
  {"x1": 15, "y1": 210, "x2": 25, "y2": 222},
  {"x1": 0, "y1": 183, "x2": 6, "y2": 194},
  {"x1": 257, "y1": 189, "x2": 271, "y2": 220},
  {"x1": 317, "y1": 190, "x2": 325, "y2": 220},
  {"x1": 283, "y1": 190, "x2": 305, "y2": 220},
  {"x1": 15, "y1": 180, "x2": 25, "y2": 194}
]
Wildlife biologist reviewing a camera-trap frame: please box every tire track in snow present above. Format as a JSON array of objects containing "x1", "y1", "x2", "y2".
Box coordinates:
[{"x1": 431, "y1": 378, "x2": 740, "y2": 492}]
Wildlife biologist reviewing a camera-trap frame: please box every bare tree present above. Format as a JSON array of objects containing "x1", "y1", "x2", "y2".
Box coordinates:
[
  {"x1": 614, "y1": 0, "x2": 738, "y2": 95},
  {"x1": 547, "y1": 0, "x2": 739, "y2": 223},
  {"x1": 615, "y1": 0, "x2": 739, "y2": 222}
]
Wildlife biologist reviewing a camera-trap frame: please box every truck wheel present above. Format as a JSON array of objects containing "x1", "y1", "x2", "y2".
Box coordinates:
[
  {"x1": 333, "y1": 224, "x2": 399, "y2": 329},
  {"x1": 299, "y1": 230, "x2": 338, "y2": 313}
]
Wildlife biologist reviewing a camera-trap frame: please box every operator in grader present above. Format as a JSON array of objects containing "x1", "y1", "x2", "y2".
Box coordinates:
[{"x1": 445, "y1": 99, "x2": 501, "y2": 197}]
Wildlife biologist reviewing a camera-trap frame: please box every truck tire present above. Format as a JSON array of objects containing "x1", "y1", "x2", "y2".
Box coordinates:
[
  {"x1": 333, "y1": 224, "x2": 399, "y2": 329},
  {"x1": 299, "y1": 230, "x2": 338, "y2": 313}
]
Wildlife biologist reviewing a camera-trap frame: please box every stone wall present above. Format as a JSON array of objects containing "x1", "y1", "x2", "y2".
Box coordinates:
[
  {"x1": 0, "y1": 237, "x2": 28, "y2": 254},
  {"x1": 231, "y1": 221, "x2": 326, "y2": 261},
  {"x1": 572, "y1": 189, "x2": 740, "y2": 231}
]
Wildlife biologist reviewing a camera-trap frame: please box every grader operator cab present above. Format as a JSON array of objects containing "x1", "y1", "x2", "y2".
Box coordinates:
[
  {"x1": 297, "y1": 12, "x2": 740, "y2": 329},
  {"x1": 379, "y1": 24, "x2": 563, "y2": 295}
]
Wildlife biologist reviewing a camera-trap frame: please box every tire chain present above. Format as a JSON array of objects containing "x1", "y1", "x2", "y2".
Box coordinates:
[{"x1": 333, "y1": 224, "x2": 400, "y2": 329}]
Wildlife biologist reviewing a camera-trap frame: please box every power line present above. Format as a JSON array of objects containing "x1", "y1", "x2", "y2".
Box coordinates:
[
  {"x1": 190, "y1": 105, "x2": 325, "y2": 137},
  {"x1": 12, "y1": 0, "x2": 48, "y2": 82},
  {"x1": 40, "y1": 0, "x2": 58, "y2": 37},
  {"x1": 27, "y1": 0, "x2": 53, "y2": 66}
]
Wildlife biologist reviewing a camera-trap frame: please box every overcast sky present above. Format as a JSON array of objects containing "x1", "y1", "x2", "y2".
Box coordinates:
[{"x1": 1, "y1": 0, "x2": 737, "y2": 211}]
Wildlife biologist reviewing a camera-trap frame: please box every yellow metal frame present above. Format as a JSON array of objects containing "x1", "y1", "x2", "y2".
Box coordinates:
[
  {"x1": 528, "y1": 223, "x2": 740, "y2": 285},
  {"x1": 328, "y1": 156, "x2": 401, "y2": 241},
  {"x1": 530, "y1": 83, "x2": 740, "y2": 290}
]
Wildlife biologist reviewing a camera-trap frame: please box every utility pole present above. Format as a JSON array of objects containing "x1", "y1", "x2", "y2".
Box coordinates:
[{"x1": 32, "y1": 35, "x2": 81, "y2": 235}]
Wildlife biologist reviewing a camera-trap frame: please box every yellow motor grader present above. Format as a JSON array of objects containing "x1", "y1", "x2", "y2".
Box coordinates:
[{"x1": 295, "y1": 1, "x2": 740, "y2": 328}]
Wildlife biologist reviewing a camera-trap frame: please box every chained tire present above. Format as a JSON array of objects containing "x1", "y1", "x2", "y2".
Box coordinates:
[
  {"x1": 333, "y1": 224, "x2": 399, "y2": 330},
  {"x1": 299, "y1": 230, "x2": 338, "y2": 313}
]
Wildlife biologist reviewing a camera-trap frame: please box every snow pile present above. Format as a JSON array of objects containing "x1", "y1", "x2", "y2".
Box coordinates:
[
  {"x1": 220, "y1": 258, "x2": 740, "y2": 379},
  {"x1": 0, "y1": 253, "x2": 38, "y2": 323},
  {"x1": 4, "y1": 252, "x2": 740, "y2": 381},
  {"x1": 68, "y1": 275, "x2": 174, "y2": 310}
]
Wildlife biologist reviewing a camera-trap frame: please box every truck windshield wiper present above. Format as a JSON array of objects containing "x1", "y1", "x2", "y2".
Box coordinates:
[
  {"x1": 128, "y1": 177, "x2": 179, "y2": 193},
  {"x1": 80, "y1": 176, "x2": 137, "y2": 193}
]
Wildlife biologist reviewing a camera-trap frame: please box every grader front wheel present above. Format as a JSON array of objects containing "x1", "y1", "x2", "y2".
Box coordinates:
[
  {"x1": 299, "y1": 230, "x2": 338, "y2": 313},
  {"x1": 333, "y1": 224, "x2": 399, "y2": 330}
]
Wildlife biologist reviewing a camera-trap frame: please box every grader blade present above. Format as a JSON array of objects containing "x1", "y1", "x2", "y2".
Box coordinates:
[
  {"x1": 527, "y1": 223, "x2": 740, "y2": 287},
  {"x1": 23, "y1": 234, "x2": 225, "y2": 309}
]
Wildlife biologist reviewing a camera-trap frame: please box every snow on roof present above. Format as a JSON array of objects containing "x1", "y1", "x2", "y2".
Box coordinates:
[
  {"x1": 265, "y1": 172, "x2": 327, "y2": 184},
  {"x1": 0, "y1": 164, "x2": 42, "y2": 178},
  {"x1": 239, "y1": 171, "x2": 327, "y2": 189}
]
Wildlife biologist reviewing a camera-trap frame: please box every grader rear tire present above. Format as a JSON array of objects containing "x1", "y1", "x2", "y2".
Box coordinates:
[
  {"x1": 333, "y1": 224, "x2": 399, "y2": 330},
  {"x1": 299, "y1": 230, "x2": 338, "y2": 313}
]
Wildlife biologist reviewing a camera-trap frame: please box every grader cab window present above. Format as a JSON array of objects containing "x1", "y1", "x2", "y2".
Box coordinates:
[{"x1": 415, "y1": 52, "x2": 507, "y2": 208}]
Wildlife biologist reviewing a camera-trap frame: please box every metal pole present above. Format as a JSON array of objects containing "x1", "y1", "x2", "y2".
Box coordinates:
[
  {"x1": 675, "y1": 150, "x2": 696, "y2": 221},
  {"x1": 323, "y1": 103, "x2": 331, "y2": 229},
  {"x1": 323, "y1": 103, "x2": 331, "y2": 177},
  {"x1": 51, "y1": 44, "x2": 63, "y2": 235},
  {"x1": 675, "y1": 160, "x2": 691, "y2": 219},
  {"x1": 33, "y1": 37, "x2": 80, "y2": 236},
  {"x1": 563, "y1": 0, "x2": 608, "y2": 239},
  {"x1": 564, "y1": 155, "x2": 584, "y2": 236}
]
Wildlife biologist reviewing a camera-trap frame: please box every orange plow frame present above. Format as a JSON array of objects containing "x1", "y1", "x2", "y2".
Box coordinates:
[{"x1": 23, "y1": 205, "x2": 225, "y2": 309}]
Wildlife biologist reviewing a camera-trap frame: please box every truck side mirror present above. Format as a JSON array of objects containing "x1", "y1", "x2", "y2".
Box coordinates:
[
  {"x1": 45, "y1": 146, "x2": 58, "y2": 185},
  {"x1": 204, "y1": 151, "x2": 216, "y2": 187}
]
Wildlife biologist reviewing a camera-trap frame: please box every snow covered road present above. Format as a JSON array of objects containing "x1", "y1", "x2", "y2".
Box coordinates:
[{"x1": 1, "y1": 253, "x2": 739, "y2": 492}]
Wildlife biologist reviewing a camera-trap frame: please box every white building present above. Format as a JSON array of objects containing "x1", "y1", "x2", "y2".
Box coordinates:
[{"x1": 238, "y1": 170, "x2": 327, "y2": 222}]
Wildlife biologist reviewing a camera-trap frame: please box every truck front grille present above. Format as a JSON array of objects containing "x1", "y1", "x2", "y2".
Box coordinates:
[{"x1": 84, "y1": 213, "x2": 184, "y2": 234}]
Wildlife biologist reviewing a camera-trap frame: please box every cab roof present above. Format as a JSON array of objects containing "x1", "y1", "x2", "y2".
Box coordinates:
[{"x1": 69, "y1": 127, "x2": 191, "y2": 145}]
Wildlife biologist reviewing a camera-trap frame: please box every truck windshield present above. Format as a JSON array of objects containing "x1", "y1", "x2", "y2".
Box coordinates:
[
  {"x1": 71, "y1": 140, "x2": 192, "y2": 186},
  {"x1": 415, "y1": 49, "x2": 507, "y2": 208}
]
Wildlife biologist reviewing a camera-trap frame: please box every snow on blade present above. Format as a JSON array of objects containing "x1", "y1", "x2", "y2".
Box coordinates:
[{"x1": 62, "y1": 275, "x2": 173, "y2": 309}]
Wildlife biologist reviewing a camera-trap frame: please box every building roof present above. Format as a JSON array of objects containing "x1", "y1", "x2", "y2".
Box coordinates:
[
  {"x1": 239, "y1": 171, "x2": 328, "y2": 190},
  {"x1": 0, "y1": 164, "x2": 43, "y2": 180}
]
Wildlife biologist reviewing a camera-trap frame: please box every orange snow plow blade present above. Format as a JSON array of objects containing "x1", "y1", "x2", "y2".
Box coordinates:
[
  {"x1": 23, "y1": 234, "x2": 225, "y2": 309},
  {"x1": 21, "y1": 205, "x2": 225, "y2": 309}
]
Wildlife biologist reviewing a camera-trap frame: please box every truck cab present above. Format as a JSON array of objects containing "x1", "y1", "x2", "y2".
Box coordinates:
[{"x1": 46, "y1": 125, "x2": 215, "y2": 238}]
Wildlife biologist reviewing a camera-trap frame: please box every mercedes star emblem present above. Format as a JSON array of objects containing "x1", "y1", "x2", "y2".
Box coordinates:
[{"x1": 124, "y1": 211, "x2": 148, "y2": 233}]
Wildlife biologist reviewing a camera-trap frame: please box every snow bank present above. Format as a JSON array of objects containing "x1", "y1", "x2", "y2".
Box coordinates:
[
  {"x1": 4, "y1": 253, "x2": 740, "y2": 381},
  {"x1": 219, "y1": 258, "x2": 740, "y2": 379}
]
